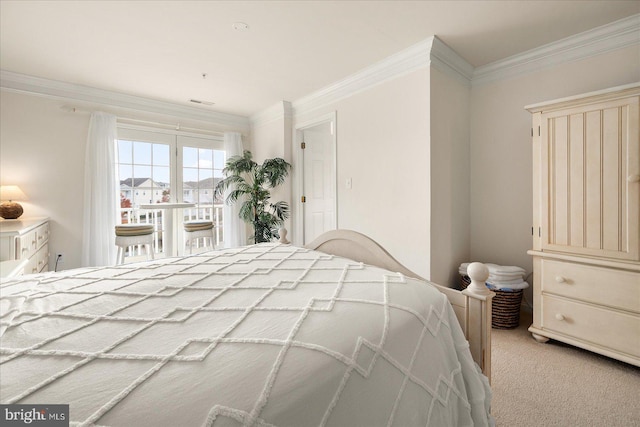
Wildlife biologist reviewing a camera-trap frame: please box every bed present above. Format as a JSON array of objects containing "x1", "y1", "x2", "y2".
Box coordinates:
[{"x1": 1, "y1": 229, "x2": 493, "y2": 426}]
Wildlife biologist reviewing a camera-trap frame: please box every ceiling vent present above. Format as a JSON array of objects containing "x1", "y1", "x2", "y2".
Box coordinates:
[{"x1": 189, "y1": 99, "x2": 215, "y2": 106}]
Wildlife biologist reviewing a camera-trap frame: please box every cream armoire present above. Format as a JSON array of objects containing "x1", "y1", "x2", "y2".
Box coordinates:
[{"x1": 526, "y1": 83, "x2": 640, "y2": 367}]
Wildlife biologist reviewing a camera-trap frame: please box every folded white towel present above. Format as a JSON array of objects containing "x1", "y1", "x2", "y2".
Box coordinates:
[
  {"x1": 486, "y1": 280, "x2": 530, "y2": 290},
  {"x1": 484, "y1": 263, "x2": 526, "y2": 276},
  {"x1": 487, "y1": 277, "x2": 526, "y2": 285}
]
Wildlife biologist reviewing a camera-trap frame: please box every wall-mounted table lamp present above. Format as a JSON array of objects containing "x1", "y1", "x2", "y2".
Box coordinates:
[{"x1": 0, "y1": 185, "x2": 28, "y2": 219}]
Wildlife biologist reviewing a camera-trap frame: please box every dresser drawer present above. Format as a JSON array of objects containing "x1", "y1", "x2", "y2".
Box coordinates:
[
  {"x1": 540, "y1": 259, "x2": 640, "y2": 313},
  {"x1": 25, "y1": 253, "x2": 39, "y2": 275},
  {"x1": 23, "y1": 245, "x2": 49, "y2": 274},
  {"x1": 17, "y1": 228, "x2": 39, "y2": 260},
  {"x1": 542, "y1": 295, "x2": 640, "y2": 357},
  {"x1": 16, "y1": 222, "x2": 49, "y2": 261},
  {"x1": 36, "y1": 243, "x2": 49, "y2": 273},
  {"x1": 35, "y1": 222, "x2": 50, "y2": 248}
]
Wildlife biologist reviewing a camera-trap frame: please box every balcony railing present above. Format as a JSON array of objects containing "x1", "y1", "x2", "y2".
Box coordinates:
[
  {"x1": 119, "y1": 203, "x2": 224, "y2": 259},
  {"x1": 184, "y1": 204, "x2": 224, "y2": 248}
]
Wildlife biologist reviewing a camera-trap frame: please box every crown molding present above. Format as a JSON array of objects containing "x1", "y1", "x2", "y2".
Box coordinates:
[
  {"x1": 290, "y1": 35, "x2": 473, "y2": 117},
  {"x1": 473, "y1": 14, "x2": 640, "y2": 86},
  {"x1": 288, "y1": 14, "x2": 639, "y2": 116},
  {"x1": 430, "y1": 36, "x2": 474, "y2": 85},
  {"x1": 0, "y1": 70, "x2": 250, "y2": 131},
  {"x1": 250, "y1": 100, "x2": 292, "y2": 128},
  {"x1": 292, "y1": 37, "x2": 435, "y2": 117}
]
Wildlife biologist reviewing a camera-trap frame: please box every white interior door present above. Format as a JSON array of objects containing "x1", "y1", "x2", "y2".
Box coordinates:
[{"x1": 302, "y1": 120, "x2": 336, "y2": 243}]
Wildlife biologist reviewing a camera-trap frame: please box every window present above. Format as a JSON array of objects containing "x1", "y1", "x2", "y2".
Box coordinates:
[
  {"x1": 115, "y1": 126, "x2": 226, "y2": 257},
  {"x1": 180, "y1": 144, "x2": 225, "y2": 206}
]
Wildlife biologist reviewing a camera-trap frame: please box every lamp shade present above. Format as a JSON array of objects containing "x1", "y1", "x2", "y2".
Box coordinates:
[
  {"x1": 0, "y1": 185, "x2": 28, "y2": 202},
  {"x1": 0, "y1": 186, "x2": 28, "y2": 219}
]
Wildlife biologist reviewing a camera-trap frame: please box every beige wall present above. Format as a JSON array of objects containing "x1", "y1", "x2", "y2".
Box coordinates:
[
  {"x1": 292, "y1": 68, "x2": 432, "y2": 279},
  {"x1": 429, "y1": 67, "x2": 471, "y2": 286},
  {"x1": 469, "y1": 45, "x2": 640, "y2": 305},
  {"x1": 1, "y1": 92, "x2": 88, "y2": 269},
  {"x1": 250, "y1": 106, "x2": 292, "y2": 161}
]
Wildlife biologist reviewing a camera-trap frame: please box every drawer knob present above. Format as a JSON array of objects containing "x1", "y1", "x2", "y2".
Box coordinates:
[
  {"x1": 555, "y1": 276, "x2": 566, "y2": 283},
  {"x1": 555, "y1": 313, "x2": 565, "y2": 321},
  {"x1": 628, "y1": 174, "x2": 640, "y2": 183}
]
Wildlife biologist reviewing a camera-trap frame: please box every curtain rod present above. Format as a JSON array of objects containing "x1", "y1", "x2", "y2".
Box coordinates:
[{"x1": 60, "y1": 105, "x2": 227, "y2": 137}]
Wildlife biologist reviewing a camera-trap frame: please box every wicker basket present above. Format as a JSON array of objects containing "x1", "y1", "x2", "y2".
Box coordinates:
[{"x1": 461, "y1": 275, "x2": 523, "y2": 329}]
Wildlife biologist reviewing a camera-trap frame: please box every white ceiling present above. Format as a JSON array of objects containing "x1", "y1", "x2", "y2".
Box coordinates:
[{"x1": 1, "y1": 1, "x2": 638, "y2": 118}]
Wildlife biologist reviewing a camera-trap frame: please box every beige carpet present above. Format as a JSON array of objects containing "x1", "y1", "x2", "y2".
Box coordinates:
[{"x1": 490, "y1": 311, "x2": 640, "y2": 426}]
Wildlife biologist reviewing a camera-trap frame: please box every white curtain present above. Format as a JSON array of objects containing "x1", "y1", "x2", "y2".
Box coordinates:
[
  {"x1": 82, "y1": 112, "x2": 119, "y2": 266},
  {"x1": 223, "y1": 132, "x2": 247, "y2": 247}
]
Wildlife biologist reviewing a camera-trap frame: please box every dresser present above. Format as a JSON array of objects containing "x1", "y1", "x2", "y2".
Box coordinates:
[
  {"x1": 0, "y1": 217, "x2": 50, "y2": 277},
  {"x1": 526, "y1": 84, "x2": 640, "y2": 367}
]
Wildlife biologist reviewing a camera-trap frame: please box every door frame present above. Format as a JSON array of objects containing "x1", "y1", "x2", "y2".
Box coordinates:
[{"x1": 293, "y1": 111, "x2": 338, "y2": 246}]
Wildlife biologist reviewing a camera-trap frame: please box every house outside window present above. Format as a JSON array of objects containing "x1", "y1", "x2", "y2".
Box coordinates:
[{"x1": 181, "y1": 145, "x2": 225, "y2": 206}]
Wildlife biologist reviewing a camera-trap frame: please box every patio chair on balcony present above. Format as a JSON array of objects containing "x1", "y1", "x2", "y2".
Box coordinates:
[
  {"x1": 184, "y1": 220, "x2": 215, "y2": 254},
  {"x1": 115, "y1": 224, "x2": 155, "y2": 265}
]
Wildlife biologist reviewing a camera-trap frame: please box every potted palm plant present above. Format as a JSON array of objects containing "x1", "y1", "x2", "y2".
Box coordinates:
[{"x1": 214, "y1": 150, "x2": 292, "y2": 243}]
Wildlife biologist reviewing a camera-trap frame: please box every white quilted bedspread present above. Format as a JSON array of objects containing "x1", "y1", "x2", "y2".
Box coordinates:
[{"x1": 1, "y1": 244, "x2": 492, "y2": 427}]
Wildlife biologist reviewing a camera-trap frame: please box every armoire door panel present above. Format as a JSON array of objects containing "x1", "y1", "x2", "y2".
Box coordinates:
[
  {"x1": 541, "y1": 96, "x2": 639, "y2": 261},
  {"x1": 584, "y1": 109, "x2": 602, "y2": 251},
  {"x1": 602, "y1": 106, "x2": 625, "y2": 253},
  {"x1": 568, "y1": 113, "x2": 585, "y2": 248}
]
